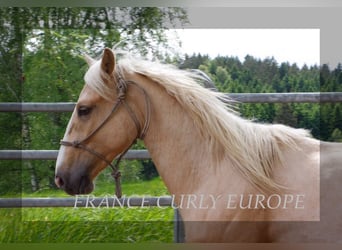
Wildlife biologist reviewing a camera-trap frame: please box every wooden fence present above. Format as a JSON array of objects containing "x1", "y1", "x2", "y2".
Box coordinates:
[{"x1": 1, "y1": 92, "x2": 342, "y2": 242}]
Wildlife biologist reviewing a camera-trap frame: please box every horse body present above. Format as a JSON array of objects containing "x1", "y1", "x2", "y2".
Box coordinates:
[
  {"x1": 123, "y1": 70, "x2": 325, "y2": 242},
  {"x1": 55, "y1": 48, "x2": 342, "y2": 242}
]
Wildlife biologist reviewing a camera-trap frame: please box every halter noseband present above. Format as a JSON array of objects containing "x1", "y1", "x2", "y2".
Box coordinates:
[{"x1": 60, "y1": 72, "x2": 151, "y2": 198}]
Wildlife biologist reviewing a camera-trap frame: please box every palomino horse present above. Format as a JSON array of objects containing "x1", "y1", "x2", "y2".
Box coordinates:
[{"x1": 55, "y1": 48, "x2": 342, "y2": 242}]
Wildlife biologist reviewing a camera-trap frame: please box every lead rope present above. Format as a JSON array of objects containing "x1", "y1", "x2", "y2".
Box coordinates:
[{"x1": 110, "y1": 138, "x2": 137, "y2": 198}]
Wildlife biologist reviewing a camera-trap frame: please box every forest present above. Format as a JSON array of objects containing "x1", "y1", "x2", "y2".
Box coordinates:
[
  {"x1": 180, "y1": 53, "x2": 342, "y2": 141},
  {"x1": 0, "y1": 7, "x2": 341, "y2": 194}
]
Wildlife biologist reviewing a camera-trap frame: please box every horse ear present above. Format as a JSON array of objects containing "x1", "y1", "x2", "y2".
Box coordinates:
[
  {"x1": 84, "y1": 54, "x2": 96, "y2": 66},
  {"x1": 101, "y1": 48, "x2": 115, "y2": 75}
]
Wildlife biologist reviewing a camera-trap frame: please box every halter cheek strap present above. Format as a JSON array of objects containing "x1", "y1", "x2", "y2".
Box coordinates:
[{"x1": 60, "y1": 72, "x2": 151, "y2": 198}]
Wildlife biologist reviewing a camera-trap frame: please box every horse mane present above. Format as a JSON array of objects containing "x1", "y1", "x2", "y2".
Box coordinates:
[{"x1": 85, "y1": 50, "x2": 312, "y2": 192}]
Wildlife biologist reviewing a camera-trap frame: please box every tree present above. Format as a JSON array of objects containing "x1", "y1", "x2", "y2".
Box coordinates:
[
  {"x1": 215, "y1": 66, "x2": 230, "y2": 85},
  {"x1": 333, "y1": 106, "x2": 342, "y2": 130},
  {"x1": 330, "y1": 128, "x2": 342, "y2": 142},
  {"x1": 0, "y1": 8, "x2": 27, "y2": 193},
  {"x1": 179, "y1": 53, "x2": 210, "y2": 70}
]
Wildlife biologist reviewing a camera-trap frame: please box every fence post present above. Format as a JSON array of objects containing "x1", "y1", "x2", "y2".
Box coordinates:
[{"x1": 173, "y1": 209, "x2": 185, "y2": 243}]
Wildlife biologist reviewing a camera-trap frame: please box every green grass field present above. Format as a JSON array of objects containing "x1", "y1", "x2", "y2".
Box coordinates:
[{"x1": 0, "y1": 177, "x2": 175, "y2": 243}]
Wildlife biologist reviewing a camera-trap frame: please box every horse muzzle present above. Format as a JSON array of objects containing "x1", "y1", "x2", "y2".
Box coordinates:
[{"x1": 55, "y1": 171, "x2": 94, "y2": 195}]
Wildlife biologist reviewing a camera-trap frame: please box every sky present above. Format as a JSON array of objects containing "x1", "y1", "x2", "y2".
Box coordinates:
[{"x1": 169, "y1": 29, "x2": 320, "y2": 68}]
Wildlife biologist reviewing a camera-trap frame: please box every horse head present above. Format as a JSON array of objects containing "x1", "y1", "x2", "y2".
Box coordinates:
[{"x1": 55, "y1": 48, "x2": 149, "y2": 195}]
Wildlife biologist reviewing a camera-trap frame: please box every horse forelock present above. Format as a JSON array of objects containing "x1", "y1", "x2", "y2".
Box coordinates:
[{"x1": 82, "y1": 50, "x2": 312, "y2": 192}]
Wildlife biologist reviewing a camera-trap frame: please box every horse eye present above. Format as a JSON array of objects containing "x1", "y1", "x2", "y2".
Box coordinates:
[{"x1": 78, "y1": 106, "x2": 92, "y2": 117}]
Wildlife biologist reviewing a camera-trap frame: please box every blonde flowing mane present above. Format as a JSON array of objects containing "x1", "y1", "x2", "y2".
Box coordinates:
[{"x1": 85, "y1": 51, "x2": 312, "y2": 192}]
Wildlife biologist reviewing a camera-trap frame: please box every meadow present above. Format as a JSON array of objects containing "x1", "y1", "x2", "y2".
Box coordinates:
[{"x1": 0, "y1": 177, "x2": 175, "y2": 243}]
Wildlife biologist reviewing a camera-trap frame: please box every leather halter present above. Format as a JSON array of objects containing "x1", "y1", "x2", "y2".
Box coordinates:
[{"x1": 60, "y1": 71, "x2": 151, "y2": 198}]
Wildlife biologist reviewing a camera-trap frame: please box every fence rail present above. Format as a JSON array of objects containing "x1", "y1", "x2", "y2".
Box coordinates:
[
  {"x1": 228, "y1": 92, "x2": 342, "y2": 103},
  {"x1": 0, "y1": 92, "x2": 342, "y2": 113},
  {"x1": 0, "y1": 149, "x2": 149, "y2": 160},
  {"x1": 0, "y1": 196, "x2": 172, "y2": 208}
]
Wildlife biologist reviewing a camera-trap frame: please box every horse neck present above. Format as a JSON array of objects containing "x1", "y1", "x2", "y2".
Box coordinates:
[{"x1": 127, "y1": 72, "x2": 213, "y2": 195}]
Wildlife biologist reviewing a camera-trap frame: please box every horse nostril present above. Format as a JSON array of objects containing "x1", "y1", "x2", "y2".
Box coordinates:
[{"x1": 55, "y1": 175, "x2": 64, "y2": 188}]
